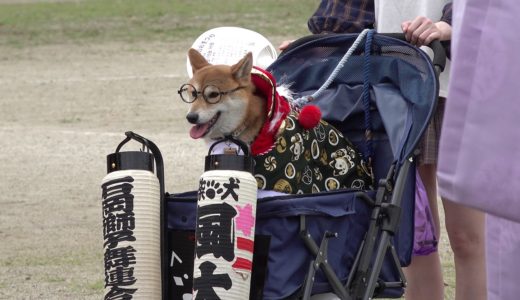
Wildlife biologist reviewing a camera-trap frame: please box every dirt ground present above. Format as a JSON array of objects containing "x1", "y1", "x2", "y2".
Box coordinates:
[{"x1": 0, "y1": 39, "x2": 221, "y2": 299}]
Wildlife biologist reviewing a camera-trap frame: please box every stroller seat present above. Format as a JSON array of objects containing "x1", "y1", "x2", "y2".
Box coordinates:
[{"x1": 166, "y1": 31, "x2": 444, "y2": 300}]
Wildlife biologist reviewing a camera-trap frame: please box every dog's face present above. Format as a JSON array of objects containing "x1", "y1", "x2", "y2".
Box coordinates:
[{"x1": 182, "y1": 49, "x2": 254, "y2": 141}]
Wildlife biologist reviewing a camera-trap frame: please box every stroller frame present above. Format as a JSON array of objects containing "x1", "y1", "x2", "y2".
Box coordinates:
[
  {"x1": 275, "y1": 32, "x2": 446, "y2": 300},
  {"x1": 299, "y1": 159, "x2": 409, "y2": 300}
]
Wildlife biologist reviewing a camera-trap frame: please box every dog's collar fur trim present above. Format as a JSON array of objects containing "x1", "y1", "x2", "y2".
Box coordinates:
[{"x1": 249, "y1": 67, "x2": 291, "y2": 156}]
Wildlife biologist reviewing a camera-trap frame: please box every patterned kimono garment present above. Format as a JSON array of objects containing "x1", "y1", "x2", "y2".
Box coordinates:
[
  {"x1": 249, "y1": 67, "x2": 373, "y2": 195},
  {"x1": 253, "y1": 112, "x2": 373, "y2": 194}
]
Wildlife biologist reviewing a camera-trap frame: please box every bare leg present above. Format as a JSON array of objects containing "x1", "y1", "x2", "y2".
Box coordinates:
[
  {"x1": 443, "y1": 199, "x2": 486, "y2": 300},
  {"x1": 404, "y1": 254, "x2": 445, "y2": 300},
  {"x1": 403, "y1": 164, "x2": 444, "y2": 300}
]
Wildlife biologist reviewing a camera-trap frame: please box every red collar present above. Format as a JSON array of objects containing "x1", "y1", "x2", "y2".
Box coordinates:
[{"x1": 249, "y1": 67, "x2": 291, "y2": 155}]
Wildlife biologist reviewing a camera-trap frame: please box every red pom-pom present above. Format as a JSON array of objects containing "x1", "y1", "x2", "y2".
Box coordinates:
[{"x1": 298, "y1": 105, "x2": 321, "y2": 129}]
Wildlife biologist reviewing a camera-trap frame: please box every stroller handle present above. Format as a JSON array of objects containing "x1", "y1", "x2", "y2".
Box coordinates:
[
  {"x1": 381, "y1": 33, "x2": 447, "y2": 74},
  {"x1": 280, "y1": 32, "x2": 447, "y2": 75}
]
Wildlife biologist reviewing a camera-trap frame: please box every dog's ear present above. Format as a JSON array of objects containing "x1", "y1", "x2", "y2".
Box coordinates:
[
  {"x1": 231, "y1": 52, "x2": 253, "y2": 83},
  {"x1": 188, "y1": 48, "x2": 210, "y2": 73}
]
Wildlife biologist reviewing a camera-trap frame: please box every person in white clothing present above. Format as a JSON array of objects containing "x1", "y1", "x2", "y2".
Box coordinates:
[{"x1": 375, "y1": 1, "x2": 486, "y2": 300}]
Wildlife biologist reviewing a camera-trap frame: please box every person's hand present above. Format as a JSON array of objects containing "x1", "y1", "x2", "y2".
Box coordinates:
[
  {"x1": 402, "y1": 16, "x2": 451, "y2": 47},
  {"x1": 278, "y1": 40, "x2": 294, "y2": 51}
]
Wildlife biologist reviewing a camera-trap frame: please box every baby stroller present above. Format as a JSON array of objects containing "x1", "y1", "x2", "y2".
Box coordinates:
[{"x1": 165, "y1": 31, "x2": 446, "y2": 299}]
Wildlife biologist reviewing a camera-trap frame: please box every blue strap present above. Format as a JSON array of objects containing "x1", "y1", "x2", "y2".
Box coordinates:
[
  {"x1": 362, "y1": 30, "x2": 375, "y2": 163},
  {"x1": 292, "y1": 29, "x2": 371, "y2": 108}
]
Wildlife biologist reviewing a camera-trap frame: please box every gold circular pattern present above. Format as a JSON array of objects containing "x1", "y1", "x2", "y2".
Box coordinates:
[
  {"x1": 329, "y1": 129, "x2": 339, "y2": 146},
  {"x1": 255, "y1": 174, "x2": 267, "y2": 189},
  {"x1": 274, "y1": 179, "x2": 292, "y2": 194},
  {"x1": 311, "y1": 139, "x2": 320, "y2": 159},
  {"x1": 325, "y1": 177, "x2": 341, "y2": 191},
  {"x1": 276, "y1": 136, "x2": 287, "y2": 153},
  {"x1": 285, "y1": 162, "x2": 296, "y2": 179}
]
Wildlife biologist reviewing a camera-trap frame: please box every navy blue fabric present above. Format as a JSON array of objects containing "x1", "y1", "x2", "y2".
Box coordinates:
[
  {"x1": 269, "y1": 33, "x2": 438, "y2": 162},
  {"x1": 256, "y1": 191, "x2": 370, "y2": 299},
  {"x1": 167, "y1": 183, "x2": 414, "y2": 299}
]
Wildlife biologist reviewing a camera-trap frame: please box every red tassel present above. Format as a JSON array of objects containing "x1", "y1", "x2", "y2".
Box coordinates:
[{"x1": 298, "y1": 105, "x2": 321, "y2": 129}]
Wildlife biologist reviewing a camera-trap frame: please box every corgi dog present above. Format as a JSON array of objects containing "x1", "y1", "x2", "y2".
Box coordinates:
[{"x1": 180, "y1": 48, "x2": 373, "y2": 194}]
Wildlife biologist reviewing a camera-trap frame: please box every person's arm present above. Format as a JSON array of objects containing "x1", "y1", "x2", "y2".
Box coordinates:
[
  {"x1": 401, "y1": 2, "x2": 452, "y2": 47},
  {"x1": 279, "y1": 40, "x2": 294, "y2": 51},
  {"x1": 439, "y1": 2, "x2": 453, "y2": 58},
  {"x1": 440, "y1": 2, "x2": 453, "y2": 27}
]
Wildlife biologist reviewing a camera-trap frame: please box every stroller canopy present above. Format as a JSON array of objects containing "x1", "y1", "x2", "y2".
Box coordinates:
[{"x1": 268, "y1": 33, "x2": 439, "y2": 163}]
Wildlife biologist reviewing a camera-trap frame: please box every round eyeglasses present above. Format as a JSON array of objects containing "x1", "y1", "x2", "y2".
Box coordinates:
[{"x1": 177, "y1": 83, "x2": 245, "y2": 104}]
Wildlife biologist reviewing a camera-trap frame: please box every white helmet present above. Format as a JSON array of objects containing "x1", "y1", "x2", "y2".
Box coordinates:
[{"x1": 186, "y1": 26, "x2": 278, "y2": 77}]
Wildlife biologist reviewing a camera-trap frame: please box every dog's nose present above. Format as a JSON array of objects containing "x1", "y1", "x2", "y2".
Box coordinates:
[{"x1": 186, "y1": 112, "x2": 199, "y2": 124}]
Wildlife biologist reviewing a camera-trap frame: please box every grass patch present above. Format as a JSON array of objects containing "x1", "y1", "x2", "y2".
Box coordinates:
[
  {"x1": 0, "y1": 248, "x2": 98, "y2": 268},
  {"x1": 42, "y1": 275, "x2": 67, "y2": 283},
  {"x1": 0, "y1": 0, "x2": 315, "y2": 47},
  {"x1": 87, "y1": 278, "x2": 104, "y2": 292},
  {"x1": 64, "y1": 277, "x2": 104, "y2": 294}
]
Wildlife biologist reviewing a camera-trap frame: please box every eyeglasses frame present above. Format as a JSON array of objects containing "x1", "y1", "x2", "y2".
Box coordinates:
[{"x1": 177, "y1": 83, "x2": 245, "y2": 104}]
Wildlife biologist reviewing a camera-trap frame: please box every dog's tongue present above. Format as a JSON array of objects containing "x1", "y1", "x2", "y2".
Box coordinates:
[{"x1": 190, "y1": 124, "x2": 210, "y2": 139}]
